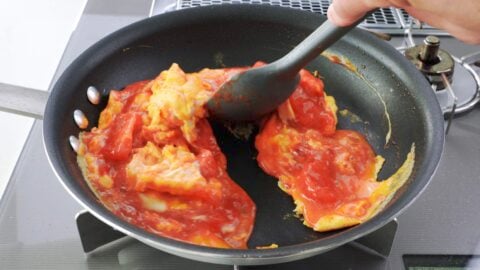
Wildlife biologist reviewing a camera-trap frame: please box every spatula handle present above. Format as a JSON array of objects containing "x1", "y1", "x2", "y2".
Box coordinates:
[
  {"x1": 274, "y1": 14, "x2": 370, "y2": 77},
  {"x1": 0, "y1": 83, "x2": 47, "y2": 119}
]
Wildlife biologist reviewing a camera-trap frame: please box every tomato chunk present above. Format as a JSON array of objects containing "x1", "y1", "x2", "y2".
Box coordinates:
[{"x1": 101, "y1": 112, "x2": 141, "y2": 161}]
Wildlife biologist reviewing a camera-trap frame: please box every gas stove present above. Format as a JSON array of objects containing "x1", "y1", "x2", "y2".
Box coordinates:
[{"x1": 0, "y1": 0, "x2": 479, "y2": 269}]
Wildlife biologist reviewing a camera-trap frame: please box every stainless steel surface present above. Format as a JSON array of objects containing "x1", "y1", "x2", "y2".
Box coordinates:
[
  {"x1": 462, "y1": 51, "x2": 480, "y2": 67},
  {"x1": 69, "y1": 135, "x2": 80, "y2": 153},
  {"x1": 457, "y1": 52, "x2": 480, "y2": 114},
  {"x1": 76, "y1": 210, "x2": 126, "y2": 253},
  {"x1": 420, "y1": 36, "x2": 440, "y2": 63},
  {"x1": 439, "y1": 57, "x2": 478, "y2": 115},
  {"x1": 0, "y1": 0, "x2": 480, "y2": 269},
  {"x1": 0, "y1": 83, "x2": 48, "y2": 119},
  {"x1": 87, "y1": 86, "x2": 101, "y2": 105},
  {"x1": 442, "y1": 73, "x2": 457, "y2": 134},
  {"x1": 73, "y1": 110, "x2": 89, "y2": 129}
]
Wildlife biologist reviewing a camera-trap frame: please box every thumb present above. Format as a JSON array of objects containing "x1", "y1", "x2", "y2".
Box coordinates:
[{"x1": 327, "y1": 0, "x2": 390, "y2": 26}]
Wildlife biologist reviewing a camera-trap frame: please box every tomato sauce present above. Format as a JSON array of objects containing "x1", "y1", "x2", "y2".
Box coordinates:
[
  {"x1": 255, "y1": 69, "x2": 379, "y2": 229},
  {"x1": 78, "y1": 68, "x2": 255, "y2": 249},
  {"x1": 78, "y1": 62, "x2": 381, "y2": 249}
]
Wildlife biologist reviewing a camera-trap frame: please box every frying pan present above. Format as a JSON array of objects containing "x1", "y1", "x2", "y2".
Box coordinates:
[{"x1": 0, "y1": 4, "x2": 443, "y2": 266}]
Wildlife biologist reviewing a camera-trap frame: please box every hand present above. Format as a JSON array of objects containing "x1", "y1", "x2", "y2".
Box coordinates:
[{"x1": 327, "y1": 0, "x2": 480, "y2": 44}]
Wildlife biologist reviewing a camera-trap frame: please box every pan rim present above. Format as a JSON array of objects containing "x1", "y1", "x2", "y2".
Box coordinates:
[{"x1": 43, "y1": 4, "x2": 444, "y2": 265}]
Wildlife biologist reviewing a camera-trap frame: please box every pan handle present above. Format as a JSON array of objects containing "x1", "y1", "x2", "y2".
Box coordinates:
[{"x1": 0, "y1": 82, "x2": 47, "y2": 120}]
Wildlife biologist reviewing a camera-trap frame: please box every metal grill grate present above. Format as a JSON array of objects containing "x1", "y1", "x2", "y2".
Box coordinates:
[
  {"x1": 398, "y1": 8, "x2": 435, "y2": 29},
  {"x1": 175, "y1": 0, "x2": 445, "y2": 34},
  {"x1": 177, "y1": 0, "x2": 401, "y2": 29}
]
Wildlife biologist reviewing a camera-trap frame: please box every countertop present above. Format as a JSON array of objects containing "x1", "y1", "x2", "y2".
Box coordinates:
[{"x1": 0, "y1": 0, "x2": 87, "y2": 199}]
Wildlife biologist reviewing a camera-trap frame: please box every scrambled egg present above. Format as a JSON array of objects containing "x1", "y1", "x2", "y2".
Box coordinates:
[{"x1": 256, "y1": 69, "x2": 415, "y2": 232}]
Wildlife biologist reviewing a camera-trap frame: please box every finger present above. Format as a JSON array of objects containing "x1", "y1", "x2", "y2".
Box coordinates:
[
  {"x1": 327, "y1": 0, "x2": 392, "y2": 26},
  {"x1": 406, "y1": 8, "x2": 480, "y2": 44}
]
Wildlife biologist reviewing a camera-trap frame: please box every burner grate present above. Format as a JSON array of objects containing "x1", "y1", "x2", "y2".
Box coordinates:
[
  {"x1": 76, "y1": 210, "x2": 398, "y2": 269},
  {"x1": 397, "y1": 8, "x2": 435, "y2": 29},
  {"x1": 177, "y1": 0, "x2": 401, "y2": 29},
  {"x1": 175, "y1": 0, "x2": 446, "y2": 34}
]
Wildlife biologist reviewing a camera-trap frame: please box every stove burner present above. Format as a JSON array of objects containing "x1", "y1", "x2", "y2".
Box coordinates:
[
  {"x1": 76, "y1": 210, "x2": 398, "y2": 269},
  {"x1": 436, "y1": 56, "x2": 479, "y2": 115},
  {"x1": 398, "y1": 35, "x2": 480, "y2": 121},
  {"x1": 404, "y1": 36, "x2": 454, "y2": 90}
]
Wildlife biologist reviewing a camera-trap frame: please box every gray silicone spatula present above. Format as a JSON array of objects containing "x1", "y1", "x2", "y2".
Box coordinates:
[{"x1": 206, "y1": 17, "x2": 365, "y2": 121}]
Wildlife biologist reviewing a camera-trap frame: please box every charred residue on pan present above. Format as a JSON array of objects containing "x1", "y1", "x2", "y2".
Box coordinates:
[
  {"x1": 338, "y1": 109, "x2": 363, "y2": 124},
  {"x1": 122, "y1": 44, "x2": 154, "y2": 53},
  {"x1": 222, "y1": 121, "x2": 256, "y2": 141},
  {"x1": 213, "y1": 52, "x2": 227, "y2": 68}
]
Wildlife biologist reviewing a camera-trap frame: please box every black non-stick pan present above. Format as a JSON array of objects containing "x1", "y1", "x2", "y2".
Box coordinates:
[{"x1": 0, "y1": 4, "x2": 443, "y2": 266}]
